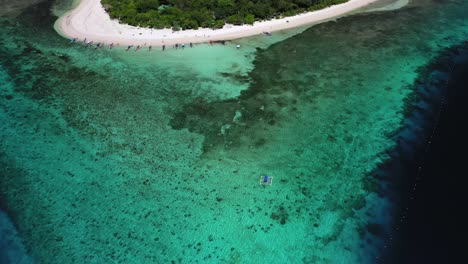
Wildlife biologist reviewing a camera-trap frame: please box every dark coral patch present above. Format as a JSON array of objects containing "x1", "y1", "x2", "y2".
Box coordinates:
[{"x1": 270, "y1": 206, "x2": 289, "y2": 225}]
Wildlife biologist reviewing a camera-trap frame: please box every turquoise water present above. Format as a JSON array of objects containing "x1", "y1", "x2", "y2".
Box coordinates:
[{"x1": 1, "y1": 0, "x2": 467, "y2": 263}]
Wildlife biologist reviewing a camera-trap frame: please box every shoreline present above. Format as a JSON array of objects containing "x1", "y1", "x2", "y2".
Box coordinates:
[{"x1": 55, "y1": 0, "x2": 393, "y2": 46}]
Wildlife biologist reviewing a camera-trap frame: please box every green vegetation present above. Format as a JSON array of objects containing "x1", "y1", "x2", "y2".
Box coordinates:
[{"x1": 101, "y1": 0, "x2": 348, "y2": 30}]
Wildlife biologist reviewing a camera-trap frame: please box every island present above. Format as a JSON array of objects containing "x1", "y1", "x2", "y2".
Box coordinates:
[
  {"x1": 55, "y1": 0, "x2": 383, "y2": 46},
  {"x1": 101, "y1": 0, "x2": 348, "y2": 30}
]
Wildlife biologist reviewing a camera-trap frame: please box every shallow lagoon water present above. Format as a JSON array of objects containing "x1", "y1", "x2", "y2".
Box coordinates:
[{"x1": 1, "y1": 0, "x2": 467, "y2": 263}]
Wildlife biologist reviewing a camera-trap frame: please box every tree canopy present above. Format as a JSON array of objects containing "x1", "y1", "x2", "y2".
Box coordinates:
[{"x1": 101, "y1": 0, "x2": 347, "y2": 30}]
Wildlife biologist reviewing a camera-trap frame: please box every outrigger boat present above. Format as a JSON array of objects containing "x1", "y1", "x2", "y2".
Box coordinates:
[
  {"x1": 85, "y1": 41, "x2": 93, "y2": 48},
  {"x1": 70, "y1": 37, "x2": 77, "y2": 43},
  {"x1": 259, "y1": 175, "x2": 273, "y2": 186},
  {"x1": 126, "y1": 45, "x2": 133, "y2": 51},
  {"x1": 263, "y1": 31, "x2": 272, "y2": 36}
]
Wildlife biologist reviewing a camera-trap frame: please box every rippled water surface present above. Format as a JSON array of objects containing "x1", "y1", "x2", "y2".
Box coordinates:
[{"x1": 1, "y1": 0, "x2": 467, "y2": 263}]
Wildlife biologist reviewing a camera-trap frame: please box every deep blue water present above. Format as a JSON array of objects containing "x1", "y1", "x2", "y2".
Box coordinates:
[
  {"x1": 0, "y1": 209, "x2": 30, "y2": 263},
  {"x1": 377, "y1": 43, "x2": 468, "y2": 263}
]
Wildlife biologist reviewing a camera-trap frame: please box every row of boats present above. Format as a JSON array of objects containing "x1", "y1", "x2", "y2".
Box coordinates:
[
  {"x1": 71, "y1": 37, "x2": 206, "y2": 51},
  {"x1": 71, "y1": 38, "x2": 191, "y2": 51},
  {"x1": 71, "y1": 38, "x2": 116, "y2": 50},
  {"x1": 69, "y1": 31, "x2": 272, "y2": 51}
]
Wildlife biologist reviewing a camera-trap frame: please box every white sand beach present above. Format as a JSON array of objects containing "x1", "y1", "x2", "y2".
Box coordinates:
[{"x1": 55, "y1": 0, "x2": 384, "y2": 46}]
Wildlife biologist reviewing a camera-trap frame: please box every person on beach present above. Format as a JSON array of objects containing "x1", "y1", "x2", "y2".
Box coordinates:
[{"x1": 190, "y1": 42, "x2": 193, "y2": 48}]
